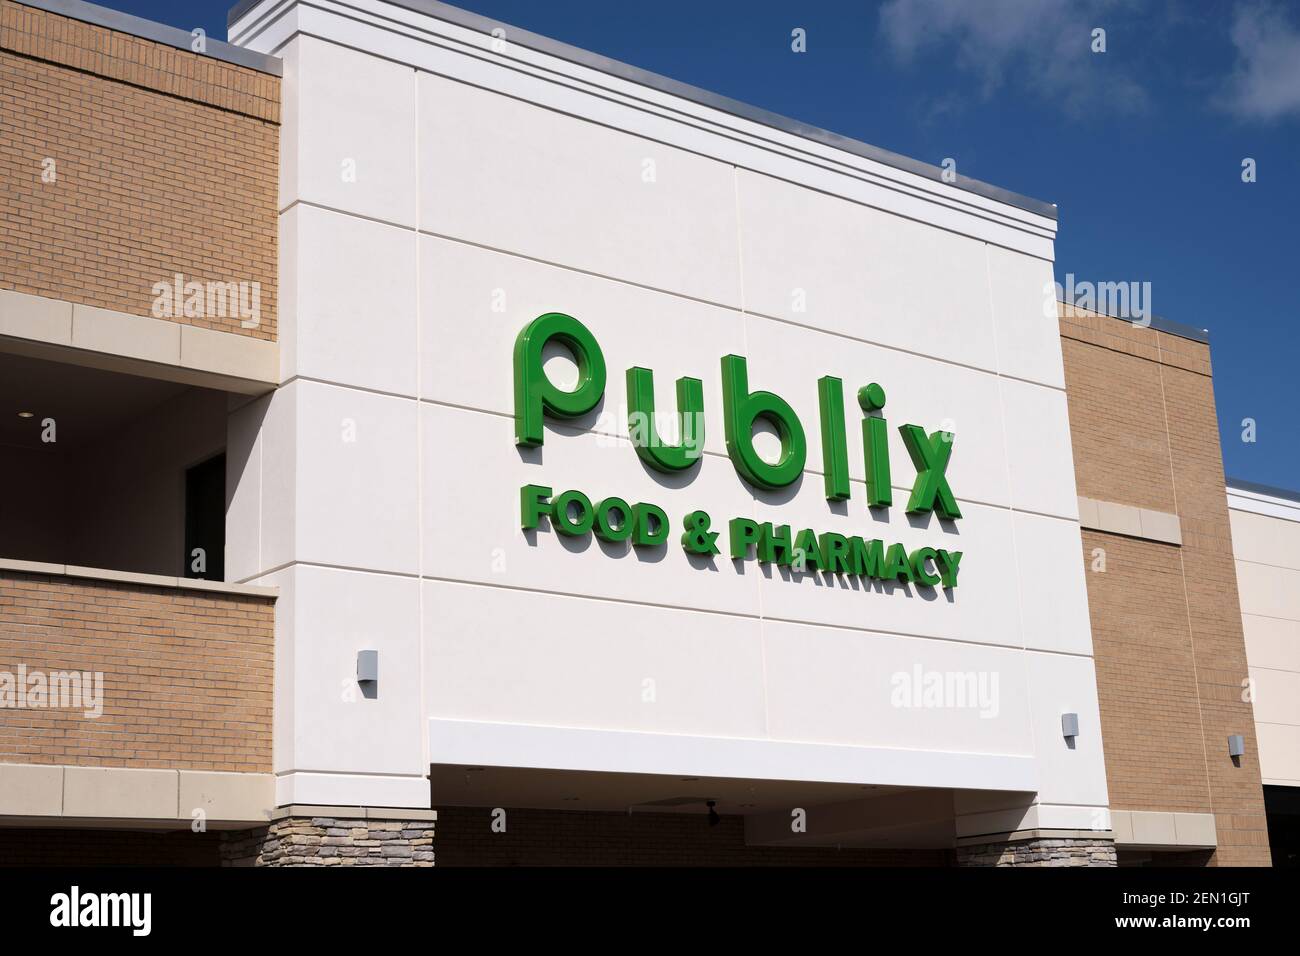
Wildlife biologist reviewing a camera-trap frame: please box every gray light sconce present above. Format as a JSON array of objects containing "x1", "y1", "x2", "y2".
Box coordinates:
[
  {"x1": 357, "y1": 649, "x2": 378, "y2": 698},
  {"x1": 1061, "y1": 712, "x2": 1079, "y2": 740},
  {"x1": 1228, "y1": 734, "x2": 1245, "y2": 758}
]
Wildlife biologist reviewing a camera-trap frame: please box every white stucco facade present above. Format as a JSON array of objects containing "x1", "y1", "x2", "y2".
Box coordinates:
[
  {"x1": 1227, "y1": 482, "x2": 1300, "y2": 789},
  {"x1": 226, "y1": 0, "x2": 1109, "y2": 839}
]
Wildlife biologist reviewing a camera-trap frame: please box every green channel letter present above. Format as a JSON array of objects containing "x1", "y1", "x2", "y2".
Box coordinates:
[
  {"x1": 852, "y1": 538, "x2": 884, "y2": 577},
  {"x1": 633, "y1": 503, "x2": 670, "y2": 547},
  {"x1": 899, "y1": 424, "x2": 961, "y2": 520},
  {"x1": 908, "y1": 547, "x2": 941, "y2": 587},
  {"x1": 935, "y1": 549, "x2": 962, "y2": 588},
  {"x1": 594, "y1": 497, "x2": 634, "y2": 543},
  {"x1": 720, "y1": 355, "x2": 806, "y2": 490},
  {"x1": 520, "y1": 484, "x2": 553, "y2": 529},
  {"x1": 818, "y1": 376, "x2": 850, "y2": 501},
  {"x1": 881, "y1": 543, "x2": 913, "y2": 583},
  {"x1": 513, "y1": 312, "x2": 606, "y2": 446},
  {"x1": 625, "y1": 367, "x2": 705, "y2": 472},
  {"x1": 859, "y1": 383, "x2": 892, "y2": 508},
  {"x1": 819, "y1": 532, "x2": 851, "y2": 573},
  {"x1": 729, "y1": 518, "x2": 761, "y2": 560},
  {"x1": 552, "y1": 490, "x2": 594, "y2": 536}
]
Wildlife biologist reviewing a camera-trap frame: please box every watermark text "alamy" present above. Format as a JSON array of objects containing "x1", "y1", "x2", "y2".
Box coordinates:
[
  {"x1": 891, "y1": 665, "x2": 999, "y2": 718},
  {"x1": 0, "y1": 665, "x2": 103, "y2": 718},
  {"x1": 152, "y1": 273, "x2": 261, "y2": 329},
  {"x1": 1047, "y1": 273, "x2": 1152, "y2": 326}
]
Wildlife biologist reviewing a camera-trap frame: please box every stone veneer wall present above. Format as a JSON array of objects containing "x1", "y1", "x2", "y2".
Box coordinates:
[
  {"x1": 221, "y1": 815, "x2": 435, "y2": 867},
  {"x1": 956, "y1": 837, "x2": 1118, "y2": 867}
]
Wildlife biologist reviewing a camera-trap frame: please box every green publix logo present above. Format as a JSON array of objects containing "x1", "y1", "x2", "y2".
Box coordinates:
[{"x1": 513, "y1": 313, "x2": 964, "y2": 591}]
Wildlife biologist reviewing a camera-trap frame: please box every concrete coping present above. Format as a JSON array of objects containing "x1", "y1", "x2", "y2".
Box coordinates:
[
  {"x1": 1227, "y1": 475, "x2": 1300, "y2": 505},
  {"x1": 1077, "y1": 496, "x2": 1182, "y2": 546},
  {"x1": 955, "y1": 829, "x2": 1115, "y2": 847},
  {"x1": 1109, "y1": 809, "x2": 1217, "y2": 850},
  {"x1": 1058, "y1": 299, "x2": 1210, "y2": 345},
  {"x1": 19, "y1": 0, "x2": 282, "y2": 76},
  {"x1": 271, "y1": 804, "x2": 438, "y2": 823},
  {"x1": 0, "y1": 763, "x2": 275, "y2": 825},
  {"x1": 0, "y1": 557, "x2": 278, "y2": 599},
  {"x1": 0, "y1": 289, "x2": 279, "y2": 396}
]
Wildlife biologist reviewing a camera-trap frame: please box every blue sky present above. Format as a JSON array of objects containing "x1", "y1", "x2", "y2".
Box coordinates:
[{"x1": 119, "y1": 0, "x2": 1299, "y2": 488}]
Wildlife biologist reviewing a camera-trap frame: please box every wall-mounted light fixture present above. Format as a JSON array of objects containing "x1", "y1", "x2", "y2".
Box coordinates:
[
  {"x1": 1228, "y1": 734, "x2": 1245, "y2": 758},
  {"x1": 1061, "y1": 712, "x2": 1079, "y2": 739},
  {"x1": 357, "y1": 649, "x2": 378, "y2": 698}
]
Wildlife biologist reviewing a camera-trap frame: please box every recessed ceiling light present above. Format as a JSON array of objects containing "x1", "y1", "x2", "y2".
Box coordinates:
[{"x1": 17, "y1": 411, "x2": 34, "y2": 419}]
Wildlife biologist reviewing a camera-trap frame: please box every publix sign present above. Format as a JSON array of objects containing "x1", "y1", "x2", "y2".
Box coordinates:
[{"x1": 513, "y1": 313, "x2": 963, "y2": 590}]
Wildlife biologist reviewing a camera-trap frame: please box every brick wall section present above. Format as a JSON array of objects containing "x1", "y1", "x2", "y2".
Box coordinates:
[
  {"x1": 0, "y1": 570, "x2": 274, "y2": 773},
  {"x1": 1081, "y1": 531, "x2": 1213, "y2": 813},
  {"x1": 0, "y1": 0, "x2": 279, "y2": 340},
  {"x1": 1060, "y1": 304, "x2": 1270, "y2": 866},
  {"x1": 435, "y1": 807, "x2": 950, "y2": 866}
]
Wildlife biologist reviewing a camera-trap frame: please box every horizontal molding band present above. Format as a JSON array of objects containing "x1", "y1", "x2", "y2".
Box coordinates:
[
  {"x1": 271, "y1": 804, "x2": 437, "y2": 822},
  {"x1": 18, "y1": 0, "x2": 283, "y2": 75},
  {"x1": 954, "y1": 829, "x2": 1115, "y2": 847},
  {"x1": 1109, "y1": 809, "x2": 1217, "y2": 850},
  {"x1": 427, "y1": 717, "x2": 1040, "y2": 794},
  {"x1": 0, "y1": 290, "x2": 279, "y2": 395},
  {"x1": 0, "y1": 762, "x2": 275, "y2": 825},
  {"x1": 0, "y1": 556, "x2": 278, "y2": 598},
  {"x1": 1227, "y1": 479, "x2": 1300, "y2": 523},
  {"x1": 278, "y1": 201, "x2": 1067, "y2": 393},
  {"x1": 243, "y1": 561, "x2": 1098, "y2": 660},
  {"x1": 1077, "y1": 496, "x2": 1182, "y2": 546}
]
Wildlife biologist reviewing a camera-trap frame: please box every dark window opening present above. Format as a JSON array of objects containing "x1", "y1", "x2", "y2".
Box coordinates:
[{"x1": 184, "y1": 453, "x2": 226, "y2": 581}]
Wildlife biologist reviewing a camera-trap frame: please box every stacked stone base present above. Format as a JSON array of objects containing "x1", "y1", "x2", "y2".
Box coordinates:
[
  {"x1": 221, "y1": 812, "x2": 435, "y2": 867},
  {"x1": 956, "y1": 836, "x2": 1117, "y2": 867}
]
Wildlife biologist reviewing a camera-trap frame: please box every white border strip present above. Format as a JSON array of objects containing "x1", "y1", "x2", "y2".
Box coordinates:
[
  {"x1": 428, "y1": 718, "x2": 1039, "y2": 793},
  {"x1": 230, "y1": 0, "x2": 1058, "y2": 259}
]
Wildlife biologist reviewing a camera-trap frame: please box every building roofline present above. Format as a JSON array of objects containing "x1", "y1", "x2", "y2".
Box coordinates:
[
  {"x1": 228, "y1": 0, "x2": 1056, "y2": 220},
  {"x1": 1059, "y1": 300, "x2": 1209, "y2": 345},
  {"x1": 19, "y1": 0, "x2": 281, "y2": 75},
  {"x1": 1146, "y1": 315, "x2": 1210, "y2": 344},
  {"x1": 1226, "y1": 477, "x2": 1300, "y2": 505}
]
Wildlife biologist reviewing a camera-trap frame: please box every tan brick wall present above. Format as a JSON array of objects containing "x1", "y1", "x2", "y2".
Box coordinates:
[
  {"x1": 1061, "y1": 304, "x2": 1270, "y2": 866},
  {"x1": 0, "y1": 571, "x2": 274, "y2": 773},
  {"x1": 0, "y1": 0, "x2": 279, "y2": 340},
  {"x1": 1081, "y1": 530, "x2": 1213, "y2": 813}
]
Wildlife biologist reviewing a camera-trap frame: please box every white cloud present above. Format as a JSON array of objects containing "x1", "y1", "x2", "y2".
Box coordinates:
[
  {"x1": 878, "y1": 0, "x2": 1149, "y2": 114},
  {"x1": 1218, "y1": 2, "x2": 1300, "y2": 121}
]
